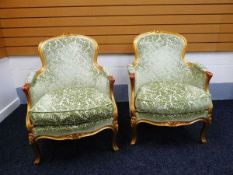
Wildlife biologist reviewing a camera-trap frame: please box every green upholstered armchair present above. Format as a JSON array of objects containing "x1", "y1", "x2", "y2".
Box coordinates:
[
  {"x1": 128, "y1": 31, "x2": 213, "y2": 145},
  {"x1": 23, "y1": 34, "x2": 119, "y2": 165}
]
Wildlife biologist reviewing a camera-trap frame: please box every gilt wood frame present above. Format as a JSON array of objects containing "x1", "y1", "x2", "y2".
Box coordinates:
[
  {"x1": 129, "y1": 31, "x2": 213, "y2": 145},
  {"x1": 22, "y1": 34, "x2": 119, "y2": 165}
]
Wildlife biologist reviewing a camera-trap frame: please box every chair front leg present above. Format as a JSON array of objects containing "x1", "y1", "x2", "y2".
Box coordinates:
[
  {"x1": 112, "y1": 126, "x2": 119, "y2": 151},
  {"x1": 130, "y1": 116, "x2": 137, "y2": 145},
  {"x1": 108, "y1": 76, "x2": 119, "y2": 151},
  {"x1": 200, "y1": 120, "x2": 211, "y2": 144},
  {"x1": 29, "y1": 133, "x2": 41, "y2": 165},
  {"x1": 129, "y1": 73, "x2": 137, "y2": 145},
  {"x1": 200, "y1": 111, "x2": 212, "y2": 144}
]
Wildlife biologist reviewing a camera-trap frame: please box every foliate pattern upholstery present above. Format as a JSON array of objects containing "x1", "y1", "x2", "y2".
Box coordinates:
[
  {"x1": 136, "y1": 111, "x2": 208, "y2": 122},
  {"x1": 33, "y1": 118, "x2": 113, "y2": 137},
  {"x1": 128, "y1": 32, "x2": 212, "y2": 124},
  {"x1": 29, "y1": 35, "x2": 109, "y2": 105},
  {"x1": 30, "y1": 87, "x2": 113, "y2": 126},
  {"x1": 135, "y1": 82, "x2": 212, "y2": 115},
  {"x1": 132, "y1": 33, "x2": 207, "y2": 93},
  {"x1": 24, "y1": 35, "x2": 119, "y2": 160}
]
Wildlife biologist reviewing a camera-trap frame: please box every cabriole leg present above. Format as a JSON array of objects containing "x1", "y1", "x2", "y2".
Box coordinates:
[
  {"x1": 130, "y1": 126, "x2": 137, "y2": 145},
  {"x1": 112, "y1": 127, "x2": 119, "y2": 151},
  {"x1": 200, "y1": 121, "x2": 210, "y2": 144},
  {"x1": 130, "y1": 116, "x2": 137, "y2": 145},
  {"x1": 29, "y1": 134, "x2": 41, "y2": 165}
]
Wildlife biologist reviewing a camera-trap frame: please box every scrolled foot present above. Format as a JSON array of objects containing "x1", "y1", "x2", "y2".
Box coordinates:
[
  {"x1": 34, "y1": 154, "x2": 40, "y2": 166},
  {"x1": 29, "y1": 135, "x2": 41, "y2": 165},
  {"x1": 32, "y1": 141, "x2": 41, "y2": 165},
  {"x1": 112, "y1": 142, "x2": 119, "y2": 152},
  {"x1": 200, "y1": 121, "x2": 210, "y2": 144},
  {"x1": 130, "y1": 125, "x2": 137, "y2": 145},
  {"x1": 112, "y1": 128, "x2": 119, "y2": 151}
]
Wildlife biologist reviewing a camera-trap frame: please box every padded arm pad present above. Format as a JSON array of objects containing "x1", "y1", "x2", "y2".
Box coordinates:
[
  {"x1": 187, "y1": 62, "x2": 213, "y2": 91},
  {"x1": 25, "y1": 71, "x2": 37, "y2": 84},
  {"x1": 189, "y1": 62, "x2": 207, "y2": 72},
  {"x1": 128, "y1": 64, "x2": 136, "y2": 74}
]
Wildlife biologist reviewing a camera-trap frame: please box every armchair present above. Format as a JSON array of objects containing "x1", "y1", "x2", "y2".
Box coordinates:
[
  {"x1": 23, "y1": 34, "x2": 119, "y2": 165},
  {"x1": 128, "y1": 31, "x2": 213, "y2": 145}
]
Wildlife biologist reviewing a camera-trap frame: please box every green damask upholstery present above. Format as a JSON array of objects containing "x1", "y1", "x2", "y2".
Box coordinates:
[
  {"x1": 29, "y1": 36, "x2": 110, "y2": 106},
  {"x1": 129, "y1": 31, "x2": 213, "y2": 124},
  {"x1": 24, "y1": 35, "x2": 119, "y2": 165},
  {"x1": 33, "y1": 118, "x2": 113, "y2": 137},
  {"x1": 27, "y1": 35, "x2": 114, "y2": 132},
  {"x1": 131, "y1": 33, "x2": 208, "y2": 93},
  {"x1": 30, "y1": 87, "x2": 113, "y2": 126},
  {"x1": 136, "y1": 111, "x2": 208, "y2": 122},
  {"x1": 135, "y1": 82, "x2": 212, "y2": 115}
]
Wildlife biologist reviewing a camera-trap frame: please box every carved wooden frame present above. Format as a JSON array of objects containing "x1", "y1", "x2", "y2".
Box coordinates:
[
  {"x1": 23, "y1": 34, "x2": 119, "y2": 165},
  {"x1": 129, "y1": 31, "x2": 213, "y2": 145}
]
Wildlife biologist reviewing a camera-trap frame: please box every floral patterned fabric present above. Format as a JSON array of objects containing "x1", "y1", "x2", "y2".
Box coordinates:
[
  {"x1": 136, "y1": 111, "x2": 208, "y2": 122},
  {"x1": 135, "y1": 82, "x2": 212, "y2": 115},
  {"x1": 30, "y1": 87, "x2": 113, "y2": 126},
  {"x1": 33, "y1": 118, "x2": 113, "y2": 137},
  {"x1": 29, "y1": 35, "x2": 109, "y2": 105},
  {"x1": 24, "y1": 35, "x2": 117, "y2": 138},
  {"x1": 129, "y1": 32, "x2": 212, "y2": 122},
  {"x1": 132, "y1": 33, "x2": 207, "y2": 93}
]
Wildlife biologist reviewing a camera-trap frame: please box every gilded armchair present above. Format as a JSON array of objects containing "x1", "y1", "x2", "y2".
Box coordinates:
[
  {"x1": 128, "y1": 31, "x2": 213, "y2": 145},
  {"x1": 23, "y1": 34, "x2": 119, "y2": 165}
]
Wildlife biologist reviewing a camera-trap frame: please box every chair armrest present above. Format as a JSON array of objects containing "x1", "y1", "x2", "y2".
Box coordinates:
[
  {"x1": 22, "y1": 83, "x2": 33, "y2": 130},
  {"x1": 108, "y1": 75, "x2": 115, "y2": 96},
  {"x1": 127, "y1": 64, "x2": 136, "y2": 116},
  {"x1": 129, "y1": 72, "x2": 136, "y2": 116},
  {"x1": 22, "y1": 71, "x2": 37, "y2": 130},
  {"x1": 108, "y1": 75, "x2": 118, "y2": 123},
  {"x1": 100, "y1": 67, "x2": 110, "y2": 77},
  {"x1": 128, "y1": 64, "x2": 136, "y2": 74},
  {"x1": 93, "y1": 61, "x2": 110, "y2": 77},
  {"x1": 25, "y1": 71, "x2": 37, "y2": 84},
  {"x1": 188, "y1": 62, "x2": 207, "y2": 72},
  {"x1": 187, "y1": 62, "x2": 213, "y2": 91},
  {"x1": 22, "y1": 71, "x2": 37, "y2": 101}
]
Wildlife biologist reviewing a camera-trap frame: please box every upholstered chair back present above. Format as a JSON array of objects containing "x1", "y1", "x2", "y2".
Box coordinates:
[
  {"x1": 29, "y1": 35, "x2": 109, "y2": 105},
  {"x1": 133, "y1": 32, "x2": 205, "y2": 92}
]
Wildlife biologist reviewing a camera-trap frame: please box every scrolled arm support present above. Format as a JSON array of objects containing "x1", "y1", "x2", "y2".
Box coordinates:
[
  {"x1": 108, "y1": 75, "x2": 118, "y2": 128},
  {"x1": 129, "y1": 73, "x2": 136, "y2": 117},
  {"x1": 22, "y1": 83, "x2": 30, "y2": 94},
  {"x1": 22, "y1": 83, "x2": 33, "y2": 131},
  {"x1": 205, "y1": 71, "x2": 213, "y2": 91},
  {"x1": 26, "y1": 71, "x2": 37, "y2": 84},
  {"x1": 187, "y1": 62, "x2": 213, "y2": 92},
  {"x1": 108, "y1": 75, "x2": 115, "y2": 95}
]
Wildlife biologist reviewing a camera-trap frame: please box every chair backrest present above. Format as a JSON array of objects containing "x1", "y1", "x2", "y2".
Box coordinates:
[
  {"x1": 133, "y1": 31, "x2": 193, "y2": 92},
  {"x1": 29, "y1": 35, "x2": 109, "y2": 105}
]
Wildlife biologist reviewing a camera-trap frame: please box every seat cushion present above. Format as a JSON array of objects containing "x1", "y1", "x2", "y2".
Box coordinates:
[
  {"x1": 30, "y1": 87, "x2": 113, "y2": 126},
  {"x1": 135, "y1": 82, "x2": 212, "y2": 114}
]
